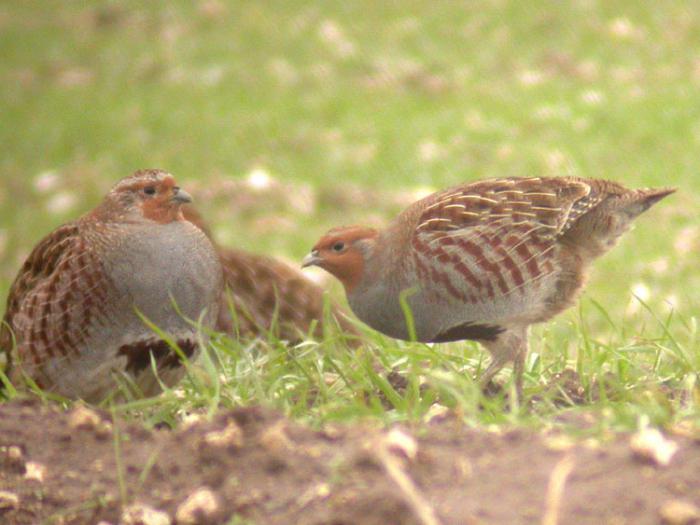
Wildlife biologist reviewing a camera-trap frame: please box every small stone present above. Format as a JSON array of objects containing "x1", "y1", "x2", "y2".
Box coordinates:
[
  {"x1": 6, "y1": 446, "x2": 22, "y2": 460},
  {"x1": 630, "y1": 428, "x2": 678, "y2": 466},
  {"x1": 0, "y1": 491, "x2": 19, "y2": 510},
  {"x1": 659, "y1": 499, "x2": 700, "y2": 525},
  {"x1": 68, "y1": 404, "x2": 102, "y2": 429},
  {"x1": 181, "y1": 412, "x2": 205, "y2": 430},
  {"x1": 175, "y1": 488, "x2": 220, "y2": 525},
  {"x1": 24, "y1": 461, "x2": 46, "y2": 482},
  {"x1": 120, "y1": 503, "x2": 171, "y2": 525},
  {"x1": 0, "y1": 445, "x2": 24, "y2": 467},
  {"x1": 423, "y1": 403, "x2": 449, "y2": 424},
  {"x1": 68, "y1": 404, "x2": 113, "y2": 437},
  {"x1": 203, "y1": 420, "x2": 243, "y2": 449}
]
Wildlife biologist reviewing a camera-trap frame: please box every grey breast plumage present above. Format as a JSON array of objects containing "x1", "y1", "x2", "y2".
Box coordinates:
[{"x1": 2, "y1": 217, "x2": 223, "y2": 402}]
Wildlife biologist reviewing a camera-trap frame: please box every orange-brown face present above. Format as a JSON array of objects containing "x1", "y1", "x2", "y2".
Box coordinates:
[
  {"x1": 106, "y1": 169, "x2": 193, "y2": 224},
  {"x1": 302, "y1": 226, "x2": 378, "y2": 292}
]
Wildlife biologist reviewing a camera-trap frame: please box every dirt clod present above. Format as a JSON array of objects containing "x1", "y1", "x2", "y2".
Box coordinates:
[
  {"x1": 23, "y1": 461, "x2": 46, "y2": 482},
  {"x1": 0, "y1": 490, "x2": 19, "y2": 510},
  {"x1": 174, "y1": 487, "x2": 220, "y2": 525},
  {"x1": 68, "y1": 404, "x2": 113, "y2": 438},
  {"x1": 659, "y1": 499, "x2": 700, "y2": 525},
  {"x1": 202, "y1": 420, "x2": 243, "y2": 450},
  {"x1": 630, "y1": 427, "x2": 679, "y2": 466},
  {"x1": 1, "y1": 445, "x2": 23, "y2": 461},
  {"x1": 0, "y1": 444, "x2": 25, "y2": 473},
  {"x1": 121, "y1": 503, "x2": 171, "y2": 525}
]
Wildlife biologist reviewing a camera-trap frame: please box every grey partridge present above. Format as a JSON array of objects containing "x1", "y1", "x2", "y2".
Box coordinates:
[
  {"x1": 183, "y1": 207, "x2": 359, "y2": 344},
  {"x1": 302, "y1": 176, "x2": 674, "y2": 396},
  {"x1": 0, "y1": 169, "x2": 223, "y2": 402}
]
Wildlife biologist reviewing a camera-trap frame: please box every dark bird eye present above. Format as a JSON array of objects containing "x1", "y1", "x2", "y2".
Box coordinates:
[
  {"x1": 143, "y1": 186, "x2": 156, "y2": 196},
  {"x1": 332, "y1": 242, "x2": 345, "y2": 252}
]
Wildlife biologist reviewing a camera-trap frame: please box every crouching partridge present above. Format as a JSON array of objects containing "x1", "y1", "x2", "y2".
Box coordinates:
[
  {"x1": 0, "y1": 169, "x2": 223, "y2": 402},
  {"x1": 303, "y1": 176, "x2": 674, "y2": 396},
  {"x1": 183, "y1": 206, "x2": 359, "y2": 343}
]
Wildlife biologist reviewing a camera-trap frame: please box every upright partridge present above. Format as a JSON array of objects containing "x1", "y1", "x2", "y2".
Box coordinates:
[
  {"x1": 302, "y1": 176, "x2": 674, "y2": 395},
  {"x1": 0, "y1": 169, "x2": 223, "y2": 402},
  {"x1": 183, "y1": 207, "x2": 359, "y2": 343}
]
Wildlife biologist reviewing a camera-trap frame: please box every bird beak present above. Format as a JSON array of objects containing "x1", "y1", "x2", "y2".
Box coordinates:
[
  {"x1": 172, "y1": 187, "x2": 193, "y2": 204},
  {"x1": 301, "y1": 250, "x2": 322, "y2": 268}
]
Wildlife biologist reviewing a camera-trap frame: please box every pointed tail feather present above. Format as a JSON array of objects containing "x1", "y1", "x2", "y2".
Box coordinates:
[
  {"x1": 641, "y1": 186, "x2": 676, "y2": 207},
  {"x1": 627, "y1": 187, "x2": 676, "y2": 216}
]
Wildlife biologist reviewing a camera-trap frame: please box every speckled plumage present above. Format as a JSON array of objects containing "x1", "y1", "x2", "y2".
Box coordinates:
[
  {"x1": 0, "y1": 169, "x2": 223, "y2": 402},
  {"x1": 303, "y1": 176, "x2": 675, "y2": 395}
]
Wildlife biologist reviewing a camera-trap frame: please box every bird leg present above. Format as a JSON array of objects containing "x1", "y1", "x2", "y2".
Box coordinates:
[
  {"x1": 479, "y1": 326, "x2": 529, "y2": 400},
  {"x1": 478, "y1": 354, "x2": 509, "y2": 390}
]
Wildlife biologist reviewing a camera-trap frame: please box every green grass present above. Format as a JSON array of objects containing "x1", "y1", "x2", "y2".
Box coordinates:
[
  {"x1": 76, "y1": 296, "x2": 696, "y2": 437},
  {"x1": 1, "y1": 0, "x2": 698, "y2": 435}
]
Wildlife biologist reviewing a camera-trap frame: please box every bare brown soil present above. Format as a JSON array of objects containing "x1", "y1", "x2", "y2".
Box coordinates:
[{"x1": 0, "y1": 399, "x2": 699, "y2": 525}]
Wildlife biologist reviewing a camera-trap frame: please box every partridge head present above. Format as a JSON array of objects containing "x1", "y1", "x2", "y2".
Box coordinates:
[
  {"x1": 303, "y1": 176, "x2": 675, "y2": 397},
  {"x1": 302, "y1": 226, "x2": 379, "y2": 294},
  {"x1": 0, "y1": 169, "x2": 223, "y2": 402}
]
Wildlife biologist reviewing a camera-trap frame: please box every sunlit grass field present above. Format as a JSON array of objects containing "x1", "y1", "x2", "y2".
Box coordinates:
[{"x1": 1, "y1": 1, "x2": 698, "y2": 432}]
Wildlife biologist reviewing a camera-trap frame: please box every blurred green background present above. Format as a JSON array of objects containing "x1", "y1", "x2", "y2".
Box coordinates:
[{"x1": 1, "y1": 0, "x2": 697, "y2": 328}]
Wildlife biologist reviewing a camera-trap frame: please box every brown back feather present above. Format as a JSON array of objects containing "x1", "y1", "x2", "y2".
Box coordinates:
[{"x1": 183, "y1": 206, "x2": 359, "y2": 343}]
